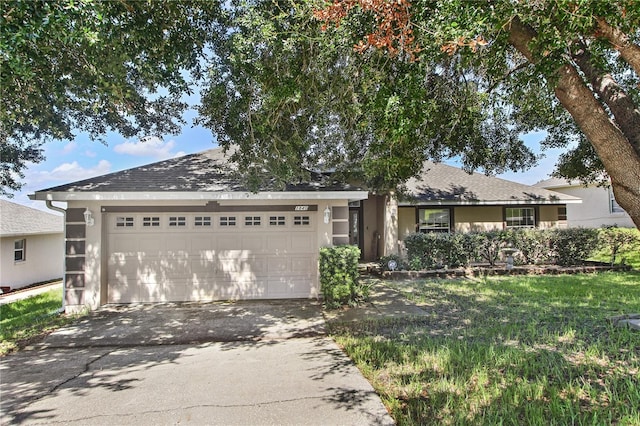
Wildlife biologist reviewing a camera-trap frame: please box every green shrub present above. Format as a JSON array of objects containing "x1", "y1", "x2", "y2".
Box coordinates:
[
  {"x1": 549, "y1": 228, "x2": 599, "y2": 266},
  {"x1": 505, "y1": 229, "x2": 553, "y2": 265},
  {"x1": 467, "y1": 230, "x2": 507, "y2": 266},
  {"x1": 597, "y1": 226, "x2": 640, "y2": 266},
  {"x1": 402, "y1": 228, "x2": 606, "y2": 269},
  {"x1": 319, "y1": 245, "x2": 361, "y2": 308},
  {"x1": 404, "y1": 232, "x2": 469, "y2": 269}
]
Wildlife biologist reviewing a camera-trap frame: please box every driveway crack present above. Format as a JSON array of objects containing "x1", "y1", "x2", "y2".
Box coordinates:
[
  {"x1": 36, "y1": 394, "x2": 348, "y2": 424},
  {"x1": 49, "y1": 347, "x2": 119, "y2": 393}
]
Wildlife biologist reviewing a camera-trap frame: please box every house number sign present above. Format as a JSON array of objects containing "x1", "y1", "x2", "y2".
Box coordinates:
[{"x1": 294, "y1": 205, "x2": 310, "y2": 211}]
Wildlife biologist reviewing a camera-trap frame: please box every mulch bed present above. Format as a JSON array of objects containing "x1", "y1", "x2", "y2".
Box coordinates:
[{"x1": 367, "y1": 262, "x2": 632, "y2": 280}]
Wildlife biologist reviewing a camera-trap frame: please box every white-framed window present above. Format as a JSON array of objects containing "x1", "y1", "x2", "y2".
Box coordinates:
[
  {"x1": 418, "y1": 208, "x2": 450, "y2": 233},
  {"x1": 14, "y1": 239, "x2": 26, "y2": 262},
  {"x1": 505, "y1": 207, "x2": 535, "y2": 228},
  {"x1": 220, "y1": 216, "x2": 236, "y2": 227},
  {"x1": 116, "y1": 216, "x2": 135, "y2": 227},
  {"x1": 195, "y1": 216, "x2": 212, "y2": 227},
  {"x1": 244, "y1": 216, "x2": 261, "y2": 226},
  {"x1": 169, "y1": 216, "x2": 186, "y2": 227},
  {"x1": 142, "y1": 216, "x2": 160, "y2": 227},
  {"x1": 294, "y1": 215, "x2": 310, "y2": 226},
  {"x1": 609, "y1": 189, "x2": 624, "y2": 213},
  {"x1": 269, "y1": 216, "x2": 286, "y2": 226}
]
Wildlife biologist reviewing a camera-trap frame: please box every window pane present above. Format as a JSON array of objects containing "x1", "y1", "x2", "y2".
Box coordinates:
[
  {"x1": 418, "y1": 209, "x2": 450, "y2": 232},
  {"x1": 14, "y1": 239, "x2": 25, "y2": 261},
  {"x1": 269, "y1": 216, "x2": 286, "y2": 226},
  {"x1": 506, "y1": 208, "x2": 535, "y2": 228}
]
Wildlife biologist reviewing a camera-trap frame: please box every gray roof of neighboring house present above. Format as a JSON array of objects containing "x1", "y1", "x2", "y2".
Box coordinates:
[
  {"x1": 34, "y1": 147, "x2": 360, "y2": 194},
  {"x1": 0, "y1": 200, "x2": 64, "y2": 237},
  {"x1": 401, "y1": 162, "x2": 581, "y2": 205},
  {"x1": 534, "y1": 177, "x2": 587, "y2": 189}
]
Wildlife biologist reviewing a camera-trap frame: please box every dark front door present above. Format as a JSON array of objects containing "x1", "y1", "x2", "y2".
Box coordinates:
[{"x1": 349, "y1": 207, "x2": 364, "y2": 258}]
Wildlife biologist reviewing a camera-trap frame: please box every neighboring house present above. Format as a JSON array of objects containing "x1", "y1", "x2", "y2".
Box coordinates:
[
  {"x1": 31, "y1": 148, "x2": 578, "y2": 312},
  {"x1": 534, "y1": 178, "x2": 635, "y2": 228},
  {"x1": 0, "y1": 200, "x2": 64, "y2": 291}
]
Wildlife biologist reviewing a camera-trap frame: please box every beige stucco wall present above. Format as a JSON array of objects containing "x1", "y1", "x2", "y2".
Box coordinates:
[
  {"x1": 0, "y1": 233, "x2": 63, "y2": 289},
  {"x1": 453, "y1": 206, "x2": 504, "y2": 232},
  {"x1": 550, "y1": 186, "x2": 634, "y2": 228},
  {"x1": 538, "y1": 205, "x2": 564, "y2": 229},
  {"x1": 398, "y1": 207, "x2": 416, "y2": 240},
  {"x1": 66, "y1": 198, "x2": 348, "y2": 312}
]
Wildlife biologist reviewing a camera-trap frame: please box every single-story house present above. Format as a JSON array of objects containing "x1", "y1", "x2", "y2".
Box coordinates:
[
  {"x1": 0, "y1": 200, "x2": 64, "y2": 291},
  {"x1": 534, "y1": 178, "x2": 634, "y2": 228},
  {"x1": 31, "y1": 148, "x2": 579, "y2": 312}
]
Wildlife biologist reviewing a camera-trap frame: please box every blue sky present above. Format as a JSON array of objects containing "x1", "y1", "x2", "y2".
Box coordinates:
[{"x1": 2, "y1": 112, "x2": 564, "y2": 212}]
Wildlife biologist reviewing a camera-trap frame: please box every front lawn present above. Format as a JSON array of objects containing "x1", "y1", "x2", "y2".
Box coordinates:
[
  {"x1": 0, "y1": 288, "x2": 82, "y2": 355},
  {"x1": 329, "y1": 273, "x2": 640, "y2": 425}
]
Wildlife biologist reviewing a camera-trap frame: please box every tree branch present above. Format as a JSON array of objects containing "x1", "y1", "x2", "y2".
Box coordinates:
[
  {"x1": 595, "y1": 18, "x2": 640, "y2": 76},
  {"x1": 571, "y1": 40, "x2": 640, "y2": 157}
]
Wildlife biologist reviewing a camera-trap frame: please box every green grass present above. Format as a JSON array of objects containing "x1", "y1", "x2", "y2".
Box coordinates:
[
  {"x1": 0, "y1": 288, "x2": 83, "y2": 355},
  {"x1": 329, "y1": 273, "x2": 640, "y2": 425}
]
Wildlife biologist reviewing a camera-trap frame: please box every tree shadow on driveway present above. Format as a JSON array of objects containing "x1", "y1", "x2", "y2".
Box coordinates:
[{"x1": 1, "y1": 300, "x2": 392, "y2": 425}]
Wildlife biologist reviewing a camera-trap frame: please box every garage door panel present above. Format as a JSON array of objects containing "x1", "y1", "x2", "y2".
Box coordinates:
[
  {"x1": 107, "y1": 212, "x2": 318, "y2": 303},
  {"x1": 267, "y1": 257, "x2": 289, "y2": 273},
  {"x1": 267, "y1": 235, "x2": 289, "y2": 251},
  {"x1": 191, "y1": 237, "x2": 214, "y2": 251},
  {"x1": 291, "y1": 256, "x2": 316, "y2": 274},
  {"x1": 240, "y1": 236, "x2": 265, "y2": 252},
  {"x1": 111, "y1": 237, "x2": 139, "y2": 253},
  {"x1": 291, "y1": 234, "x2": 315, "y2": 253},
  {"x1": 216, "y1": 235, "x2": 242, "y2": 250}
]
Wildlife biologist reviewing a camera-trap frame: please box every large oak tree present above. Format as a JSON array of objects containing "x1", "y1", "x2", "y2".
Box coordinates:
[{"x1": 200, "y1": 0, "x2": 640, "y2": 227}]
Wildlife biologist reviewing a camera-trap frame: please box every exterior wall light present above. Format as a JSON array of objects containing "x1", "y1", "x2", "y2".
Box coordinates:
[
  {"x1": 323, "y1": 206, "x2": 331, "y2": 224},
  {"x1": 84, "y1": 208, "x2": 95, "y2": 227}
]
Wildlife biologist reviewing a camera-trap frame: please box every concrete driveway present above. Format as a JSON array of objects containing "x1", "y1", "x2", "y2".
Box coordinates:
[{"x1": 1, "y1": 300, "x2": 394, "y2": 425}]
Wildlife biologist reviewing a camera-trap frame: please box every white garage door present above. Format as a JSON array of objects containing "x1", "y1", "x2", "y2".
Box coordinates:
[{"x1": 107, "y1": 211, "x2": 318, "y2": 303}]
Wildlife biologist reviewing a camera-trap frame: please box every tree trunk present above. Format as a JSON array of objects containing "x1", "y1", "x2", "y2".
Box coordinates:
[
  {"x1": 596, "y1": 18, "x2": 640, "y2": 76},
  {"x1": 508, "y1": 17, "x2": 640, "y2": 229}
]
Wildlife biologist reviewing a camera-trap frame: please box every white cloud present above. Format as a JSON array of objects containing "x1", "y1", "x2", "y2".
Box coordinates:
[
  {"x1": 113, "y1": 136, "x2": 181, "y2": 160},
  {"x1": 28, "y1": 160, "x2": 112, "y2": 188},
  {"x1": 62, "y1": 141, "x2": 77, "y2": 154},
  {"x1": 84, "y1": 150, "x2": 97, "y2": 158}
]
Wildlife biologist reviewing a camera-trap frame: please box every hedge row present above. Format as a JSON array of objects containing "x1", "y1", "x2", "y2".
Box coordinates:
[{"x1": 381, "y1": 227, "x2": 639, "y2": 271}]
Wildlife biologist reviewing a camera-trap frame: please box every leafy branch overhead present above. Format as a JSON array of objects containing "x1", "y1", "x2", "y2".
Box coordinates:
[
  {"x1": 306, "y1": 0, "x2": 639, "y2": 228},
  {"x1": 1, "y1": 0, "x2": 225, "y2": 194},
  {"x1": 2, "y1": 0, "x2": 639, "y2": 230}
]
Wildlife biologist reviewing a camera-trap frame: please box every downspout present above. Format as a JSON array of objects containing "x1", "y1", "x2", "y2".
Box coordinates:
[{"x1": 45, "y1": 200, "x2": 66, "y2": 313}]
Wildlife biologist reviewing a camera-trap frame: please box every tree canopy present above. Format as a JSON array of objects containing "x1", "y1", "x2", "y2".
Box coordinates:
[
  {"x1": 2, "y1": 0, "x2": 639, "y2": 228},
  {"x1": 199, "y1": 0, "x2": 640, "y2": 226},
  {"x1": 1, "y1": 0, "x2": 224, "y2": 194}
]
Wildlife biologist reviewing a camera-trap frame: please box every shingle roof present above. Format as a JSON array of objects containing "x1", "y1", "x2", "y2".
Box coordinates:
[
  {"x1": 35, "y1": 147, "x2": 359, "y2": 194},
  {"x1": 533, "y1": 177, "x2": 580, "y2": 189},
  {"x1": 401, "y1": 162, "x2": 580, "y2": 205},
  {"x1": 0, "y1": 200, "x2": 64, "y2": 237}
]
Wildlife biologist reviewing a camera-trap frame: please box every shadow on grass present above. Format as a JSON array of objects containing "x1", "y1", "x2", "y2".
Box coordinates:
[{"x1": 332, "y1": 273, "x2": 640, "y2": 424}]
